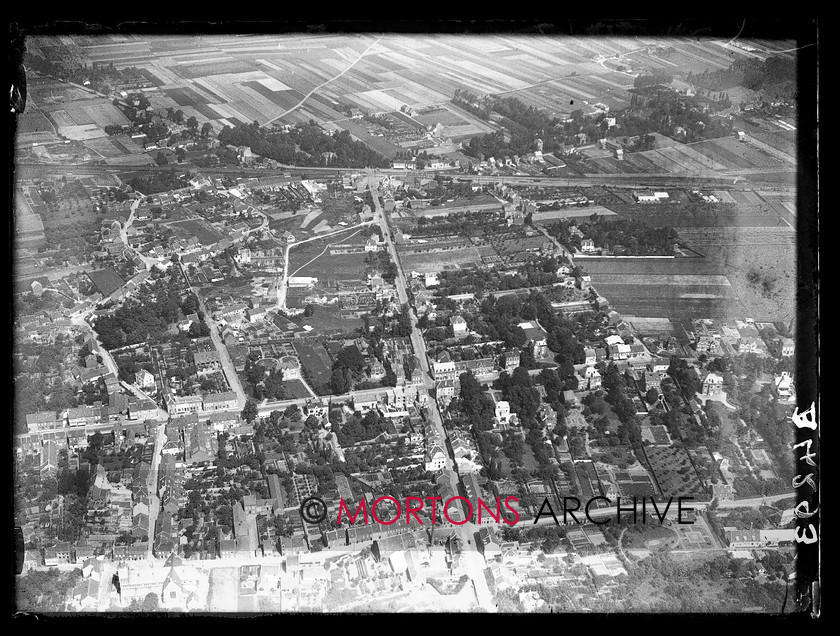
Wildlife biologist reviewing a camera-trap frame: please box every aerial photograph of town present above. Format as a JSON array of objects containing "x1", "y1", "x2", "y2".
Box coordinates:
[{"x1": 11, "y1": 25, "x2": 818, "y2": 615}]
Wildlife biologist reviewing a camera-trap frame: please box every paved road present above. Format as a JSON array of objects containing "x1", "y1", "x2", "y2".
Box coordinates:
[
  {"x1": 533, "y1": 223, "x2": 576, "y2": 266},
  {"x1": 369, "y1": 170, "x2": 496, "y2": 612},
  {"x1": 146, "y1": 420, "x2": 168, "y2": 560},
  {"x1": 179, "y1": 261, "x2": 248, "y2": 411}
]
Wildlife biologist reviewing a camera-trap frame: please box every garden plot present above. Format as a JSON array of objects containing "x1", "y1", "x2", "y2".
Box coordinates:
[
  {"x1": 689, "y1": 140, "x2": 754, "y2": 170},
  {"x1": 668, "y1": 143, "x2": 729, "y2": 172},
  {"x1": 642, "y1": 149, "x2": 691, "y2": 173}
]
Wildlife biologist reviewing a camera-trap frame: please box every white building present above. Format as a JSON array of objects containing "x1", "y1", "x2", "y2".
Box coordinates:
[
  {"x1": 134, "y1": 368, "x2": 155, "y2": 391},
  {"x1": 495, "y1": 401, "x2": 511, "y2": 425},
  {"x1": 425, "y1": 445, "x2": 447, "y2": 472},
  {"x1": 288, "y1": 276, "x2": 318, "y2": 288},
  {"x1": 585, "y1": 367, "x2": 602, "y2": 390},
  {"x1": 450, "y1": 315, "x2": 468, "y2": 337},
  {"x1": 279, "y1": 356, "x2": 302, "y2": 381},
  {"x1": 774, "y1": 372, "x2": 794, "y2": 399}
]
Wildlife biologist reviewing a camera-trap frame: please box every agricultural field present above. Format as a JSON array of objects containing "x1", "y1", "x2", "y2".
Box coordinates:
[
  {"x1": 578, "y1": 218, "x2": 795, "y2": 322},
  {"x1": 577, "y1": 256, "x2": 736, "y2": 320},
  {"x1": 688, "y1": 137, "x2": 789, "y2": 171},
  {"x1": 701, "y1": 240, "x2": 796, "y2": 326},
  {"x1": 15, "y1": 108, "x2": 58, "y2": 146},
  {"x1": 607, "y1": 201, "x2": 790, "y2": 229},
  {"x1": 41, "y1": 33, "x2": 792, "y2": 163}
]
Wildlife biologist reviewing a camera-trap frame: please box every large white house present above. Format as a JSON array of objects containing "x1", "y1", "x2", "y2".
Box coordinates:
[{"x1": 495, "y1": 400, "x2": 511, "y2": 425}]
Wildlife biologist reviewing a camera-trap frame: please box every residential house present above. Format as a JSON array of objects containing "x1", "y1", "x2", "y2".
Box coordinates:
[{"x1": 702, "y1": 373, "x2": 724, "y2": 397}]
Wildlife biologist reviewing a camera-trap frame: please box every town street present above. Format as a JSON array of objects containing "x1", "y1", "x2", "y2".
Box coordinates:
[
  {"x1": 178, "y1": 261, "x2": 248, "y2": 411},
  {"x1": 369, "y1": 170, "x2": 497, "y2": 612},
  {"x1": 146, "y1": 419, "x2": 168, "y2": 560}
]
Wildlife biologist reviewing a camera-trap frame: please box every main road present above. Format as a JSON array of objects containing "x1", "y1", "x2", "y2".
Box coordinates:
[
  {"x1": 368, "y1": 169, "x2": 497, "y2": 612},
  {"x1": 178, "y1": 260, "x2": 248, "y2": 411}
]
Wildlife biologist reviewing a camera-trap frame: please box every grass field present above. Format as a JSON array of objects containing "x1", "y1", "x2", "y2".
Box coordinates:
[
  {"x1": 296, "y1": 304, "x2": 364, "y2": 335},
  {"x1": 40, "y1": 33, "x2": 792, "y2": 166},
  {"x1": 283, "y1": 378, "x2": 314, "y2": 399},
  {"x1": 293, "y1": 341, "x2": 333, "y2": 393},
  {"x1": 622, "y1": 524, "x2": 677, "y2": 550},
  {"x1": 172, "y1": 219, "x2": 222, "y2": 246},
  {"x1": 288, "y1": 234, "x2": 370, "y2": 282}
]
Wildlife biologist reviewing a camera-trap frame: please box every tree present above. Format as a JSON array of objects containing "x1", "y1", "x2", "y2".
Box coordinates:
[
  {"x1": 241, "y1": 398, "x2": 258, "y2": 423},
  {"x1": 201, "y1": 122, "x2": 213, "y2": 137},
  {"x1": 645, "y1": 388, "x2": 660, "y2": 405},
  {"x1": 186, "y1": 116, "x2": 198, "y2": 130},
  {"x1": 330, "y1": 367, "x2": 350, "y2": 394},
  {"x1": 303, "y1": 304, "x2": 315, "y2": 317},
  {"x1": 172, "y1": 109, "x2": 184, "y2": 125},
  {"x1": 175, "y1": 147, "x2": 186, "y2": 163},
  {"x1": 142, "y1": 592, "x2": 160, "y2": 611},
  {"x1": 155, "y1": 152, "x2": 169, "y2": 166}
]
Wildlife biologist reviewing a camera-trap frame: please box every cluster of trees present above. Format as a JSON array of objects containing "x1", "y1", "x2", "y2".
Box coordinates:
[
  {"x1": 333, "y1": 409, "x2": 387, "y2": 446},
  {"x1": 667, "y1": 357, "x2": 702, "y2": 397},
  {"x1": 15, "y1": 569, "x2": 83, "y2": 612},
  {"x1": 452, "y1": 89, "x2": 493, "y2": 120},
  {"x1": 739, "y1": 385, "x2": 794, "y2": 486},
  {"x1": 469, "y1": 291, "x2": 588, "y2": 367},
  {"x1": 465, "y1": 96, "x2": 559, "y2": 159},
  {"x1": 25, "y1": 53, "x2": 126, "y2": 92},
  {"x1": 329, "y1": 345, "x2": 367, "y2": 395},
  {"x1": 128, "y1": 169, "x2": 188, "y2": 195},
  {"x1": 560, "y1": 218, "x2": 679, "y2": 256},
  {"x1": 217, "y1": 121, "x2": 390, "y2": 168},
  {"x1": 436, "y1": 258, "x2": 561, "y2": 297},
  {"x1": 633, "y1": 70, "x2": 674, "y2": 89},
  {"x1": 453, "y1": 372, "x2": 503, "y2": 476},
  {"x1": 536, "y1": 368, "x2": 571, "y2": 434},
  {"x1": 615, "y1": 85, "x2": 733, "y2": 143},
  {"x1": 414, "y1": 210, "x2": 507, "y2": 237},
  {"x1": 594, "y1": 363, "x2": 643, "y2": 449},
  {"x1": 462, "y1": 96, "x2": 612, "y2": 160},
  {"x1": 470, "y1": 294, "x2": 529, "y2": 350},
  {"x1": 417, "y1": 176, "x2": 482, "y2": 203},
  {"x1": 242, "y1": 356, "x2": 286, "y2": 401},
  {"x1": 688, "y1": 55, "x2": 796, "y2": 102},
  {"x1": 93, "y1": 271, "x2": 193, "y2": 349},
  {"x1": 364, "y1": 250, "x2": 398, "y2": 284}
]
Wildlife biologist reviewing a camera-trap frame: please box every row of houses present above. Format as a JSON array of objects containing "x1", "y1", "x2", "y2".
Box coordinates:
[
  {"x1": 164, "y1": 391, "x2": 239, "y2": 415},
  {"x1": 23, "y1": 395, "x2": 158, "y2": 435}
]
